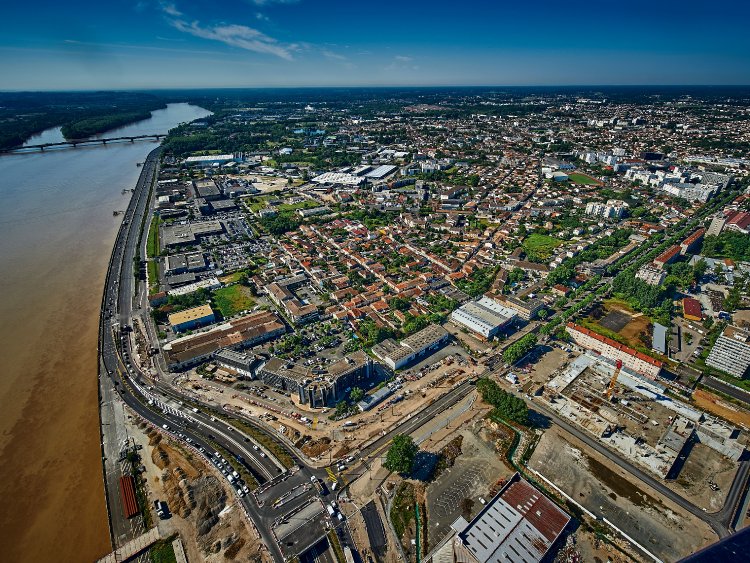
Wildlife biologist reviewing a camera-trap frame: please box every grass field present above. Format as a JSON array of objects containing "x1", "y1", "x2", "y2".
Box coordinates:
[
  {"x1": 522, "y1": 233, "x2": 563, "y2": 261},
  {"x1": 148, "y1": 538, "x2": 177, "y2": 563},
  {"x1": 147, "y1": 260, "x2": 159, "y2": 291},
  {"x1": 146, "y1": 215, "x2": 160, "y2": 258},
  {"x1": 212, "y1": 285, "x2": 255, "y2": 318},
  {"x1": 567, "y1": 172, "x2": 604, "y2": 186},
  {"x1": 582, "y1": 299, "x2": 661, "y2": 359},
  {"x1": 218, "y1": 270, "x2": 246, "y2": 284}
]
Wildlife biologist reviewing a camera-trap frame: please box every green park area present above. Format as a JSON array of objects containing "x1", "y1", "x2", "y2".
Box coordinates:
[
  {"x1": 212, "y1": 285, "x2": 255, "y2": 318},
  {"x1": 567, "y1": 172, "x2": 603, "y2": 186},
  {"x1": 522, "y1": 233, "x2": 563, "y2": 261},
  {"x1": 146, "y1": 215, "x2": 161, "y2": 258}
]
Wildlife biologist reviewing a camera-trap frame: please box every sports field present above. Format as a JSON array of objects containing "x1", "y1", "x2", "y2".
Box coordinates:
[{"x1": 567, "y1": 172, "x2": 603, "y2": 186}]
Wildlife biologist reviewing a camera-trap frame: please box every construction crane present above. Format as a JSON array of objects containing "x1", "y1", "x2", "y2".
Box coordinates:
[{"x1": 606, "y1": 359, "x2": 623, "y2": 401}]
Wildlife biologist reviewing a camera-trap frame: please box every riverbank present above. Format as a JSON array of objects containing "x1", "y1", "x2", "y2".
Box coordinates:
[
  {"x1": 0, "y1": 103, "x2": 211, "y2": 561},
  {"x1": 0, "y1": 91, "x2": 167, "y2": 150}
]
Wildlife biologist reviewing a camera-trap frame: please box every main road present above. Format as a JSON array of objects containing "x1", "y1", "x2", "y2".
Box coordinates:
[{"x1": 98, "y1": 148, "x2": 292, "y2": 562}]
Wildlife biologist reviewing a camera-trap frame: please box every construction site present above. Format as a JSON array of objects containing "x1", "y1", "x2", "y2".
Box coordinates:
[{"x1": 541, "y1": 351, "x2": 746, "y2": 489}]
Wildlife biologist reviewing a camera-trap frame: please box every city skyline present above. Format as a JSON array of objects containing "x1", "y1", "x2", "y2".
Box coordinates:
[{"x1": 3, "y1": 0, "x2": 750, "y2": 90}]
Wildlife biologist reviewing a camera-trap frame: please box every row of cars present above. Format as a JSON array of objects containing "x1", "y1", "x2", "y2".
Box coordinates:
[{"x1": 211, "y1": 451, "x2": 252, "y2": 498}]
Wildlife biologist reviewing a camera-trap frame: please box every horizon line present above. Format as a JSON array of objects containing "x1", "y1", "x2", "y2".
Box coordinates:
[{"x1": 3, "y1": 84, "x2": 750, "y2": 94}]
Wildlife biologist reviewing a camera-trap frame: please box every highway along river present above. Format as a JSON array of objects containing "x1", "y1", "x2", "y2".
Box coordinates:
[{"x1": 0, "y1": 103, "x2": 211, "y2": 562}]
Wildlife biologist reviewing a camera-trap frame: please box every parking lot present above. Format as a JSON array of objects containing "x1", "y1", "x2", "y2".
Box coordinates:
[
  {"x1": 425, "y1": 430, "x2": 511, "y2": 548},
  {"x1": 672, "y1": 317, "x2": 704, "y2": 362}
]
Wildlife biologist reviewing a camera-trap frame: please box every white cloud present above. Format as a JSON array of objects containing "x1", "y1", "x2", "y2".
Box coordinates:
[
  {"x1": 170, "y1": 19, "x2": 296, "y2": 60},
  {"x1": 256, "y1": 12, "x2": 270, "y2": 21},
  {"x1": 322, "y1": 49, "x2": 347, "y2": 61},
  {"x1": 160, "y1": 2, "x2": 182, "y2": 16},
  {"x1": 395, "y1": 55, "x2": 413, "y2": 62}
]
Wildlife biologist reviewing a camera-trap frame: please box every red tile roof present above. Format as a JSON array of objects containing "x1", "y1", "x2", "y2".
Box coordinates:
[
  {"x1": 682, "y1": 297, "x2": 702, "y2": 319},
  {"x1": 682, "y1": 228, "x2": 705, "y2": 246},
  {"x1": 654, "y1": 245, "x2": 681, "y2": 264},
  {"x1": 567, "y1": 322, "x2": 663, "y2": 368}
]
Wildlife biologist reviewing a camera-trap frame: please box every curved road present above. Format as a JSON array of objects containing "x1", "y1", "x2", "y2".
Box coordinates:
[{"x1": 98, "y1": 148, "x2": 288, "y2": 562}]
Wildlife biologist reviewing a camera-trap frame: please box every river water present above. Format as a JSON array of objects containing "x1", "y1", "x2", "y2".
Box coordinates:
[{"x1": 0, "y1": 103, "x2": 211, "y2": 562}]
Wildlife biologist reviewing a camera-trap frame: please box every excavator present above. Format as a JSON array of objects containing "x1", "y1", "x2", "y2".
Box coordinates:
[{"x1": 606, "y1": 359, "x2": 623, "y2": 401}]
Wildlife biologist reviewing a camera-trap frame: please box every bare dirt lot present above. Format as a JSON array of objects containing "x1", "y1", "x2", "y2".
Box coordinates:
[
  {"x1": 693, "y1": 389, "x2": 750, "y2": 429},
  {"x1": 529, "y1": 426, "x2": 716, "y2": 562},
  {"x1": 587, "y1": 299, "x2": 653, "y2": 351},
  {"x1": 518, "y1": 345, "x2": 568, "y2": 388},
  {"x1": 128, "y1": 419, "x2": 270, "y2": 562},
  {"x1": 667, "y1": 442, "x2": 736, "y2": 512},
  {"x1": 425, "y1": 426, "x2": 514, "y2": 549}
]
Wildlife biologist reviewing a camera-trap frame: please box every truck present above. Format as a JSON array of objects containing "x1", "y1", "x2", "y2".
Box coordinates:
[{"x1": 326, "y1": 505, "x2": 336, "y2": 517}]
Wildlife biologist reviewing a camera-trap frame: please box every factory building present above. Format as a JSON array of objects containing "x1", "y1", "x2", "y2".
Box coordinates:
[
  {"x1": 184, "y1": 154, "x2": 236, "y2": 167},
  {"x1": 450, "y1": 297, "x2": 517, "y2": 339},
  {"x1": 432, "y1": 473, "x2": 570, "y2": 563},
  {"x1": 161, "y1": 221, "x2": 224, "y2": 248},
  {"x1": 165, "y1": 252, "x2": 206, "y2": 276},
  {"x1": 371, "y1": 324, "x2": 451, "y2": 370},
  {"x1": 168, "y1": 304, "x2": 216, "y2": 333}
]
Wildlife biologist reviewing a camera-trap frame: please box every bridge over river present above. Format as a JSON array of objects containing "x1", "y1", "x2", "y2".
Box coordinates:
[{"x1": 3, "y1": 133, "x2": 166, "y2": 153}]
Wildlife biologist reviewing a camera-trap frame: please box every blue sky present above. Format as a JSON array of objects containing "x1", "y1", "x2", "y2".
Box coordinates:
[{"x1": 2, "y1": 0, "x2": 749, "y2": 89}]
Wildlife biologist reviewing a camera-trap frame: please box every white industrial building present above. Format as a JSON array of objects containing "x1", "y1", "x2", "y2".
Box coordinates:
[
  {"x1": 450, "y1": 297, "x2": 517, "y2": 339},
  {"x1": 311, "y1": 172, "x2": 365, "y2": 186},
  {"x1": 431, "y1": 473, "x2": 570, "y2": 563},
  {"x1": 184, "y1": 154, "x2": 236, "y2": 166},
  {"x1": 371, "y1": 324, "x2": 451, "y2": 370}
]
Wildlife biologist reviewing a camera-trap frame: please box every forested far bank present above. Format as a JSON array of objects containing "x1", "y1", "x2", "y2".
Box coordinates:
[{"x1": 0, "y1": 91, "x2": 167, "y2": 149}]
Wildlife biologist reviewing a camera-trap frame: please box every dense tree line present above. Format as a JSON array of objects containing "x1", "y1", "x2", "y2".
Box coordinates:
[
  {"x1": 476, "y1": 378, "x2": 529, "y2": 426},
  {"x1": 665, "y1": 259, "x2": 707, "y2": 289},
  {"x1": 701, "y1": 232, "x2": 750, "y2": 262},
  {"x1": 456, "y1": 266, "x2": 499, "y2": 297},
  {"x1": 0, "y1": 91, "x2": 166, "y2": 149},
  {"x1": 502, "y1": 333, "x2": 537, "y2": 365},
  {"x1": 611, "y1": 271, "x2": 672, "y2": 325},
  {"x1": 260, "y1": 212, "x2": 301, "y2": 235},
  {"x1": 546, "y1": 229, "x2": 632, "y2": 285}
]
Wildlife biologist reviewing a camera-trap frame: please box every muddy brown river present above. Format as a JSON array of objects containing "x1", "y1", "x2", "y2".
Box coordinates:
[{"x1": 0, "y1": 103, "x2": 209, "y2": 562}]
